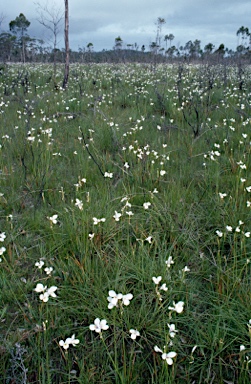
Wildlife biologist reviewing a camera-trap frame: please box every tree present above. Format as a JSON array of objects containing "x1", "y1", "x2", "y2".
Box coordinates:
[
  {"x1": 35, "y1": 1, "x2": 63, "y2": 78},
  {"x1": 114, "y1": 36, "x2": 123, "y2": 50},
  {"x1": 0, "y1": 32, "x2": 16, "y2": 61},
  {"x1": 215, "y1": 43, "x2": 225, "y2": 61},
  {"x1": 62, "y1": 0, "x2": 69, "y2": 89},
  {"x1": 165, "y1": 45, "x2": 177, "y2": 59},
  {"x1": 87, "y1": 42, "x2": 94, "y2": 52},
  {"x1": 155, "y1": 17, "x2": 165, "y2": 49},
  {"x1": 9, "y1": 13, "x2": 30, "y2": 63},
  {"x1": 236, "y1": 44, "x2": 247, "y2": 55},
  {"x1": 149, "y1": 41, "x2": 158, "y2": 54},
  {"x1": 164, "y1": 33, "x2": 174, "y2": 49},
  {"x1": 183, "y1": 39, "x2": 202, "y2": 60},
  {"x1": 204, "y1": 43, "x2": 215, "y2": 54},
  {"x1": 193, "y1": 39, "x2": 202, "y2": 58},
  {"x1": 236, "y1": 26, "x2": 250, "y2": 47}
]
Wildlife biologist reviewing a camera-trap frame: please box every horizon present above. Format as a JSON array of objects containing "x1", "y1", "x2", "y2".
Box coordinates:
[{"x1": 1, "y1": 0, "x2": 250, "y2": 53}]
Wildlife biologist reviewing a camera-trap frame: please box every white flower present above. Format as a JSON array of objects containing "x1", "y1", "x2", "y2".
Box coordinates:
[
  {"x1": 154, "y1": 345, "x2": 163, "y2": 353},
  {"x1": 107, "y1": 290, "x2": 123, "y2": 309},
  {"x1": 182, "y1": 266, "x2": 190, "y2": 272},
  {"x1": 240, "y1": 345, "x2": 246, "y2": 351},
  {"x1": 39, "y1": 292, "x2": 50, "y2": 302},
  {"x1": 67, "y1": 334, "x2": 80, "y2": 346},
  {"x1": 35, "y1": 260, "x2": 44, "y2": 269},
  {"x1": 143, "y1": 202, "x2": 151, "y2": 209},
  {"x1": 104, "y1": 172, "x2": 113, "y2": 178},
  {"x1": 152, "y1": 276, "x2": 162, "y2": 285},
  {"x1": 93, "y1": 217, "x2": 106, "y2": 225},
  {"x1": 46, "y1": 286, "x2": 57, "y2": 298},
  {"x1": 126, "y1": 211, "x2": 134, "y2": 216},
  {"x1": 89, "y1": 318, "x2": 109, "y2": 333},
  {"x1": 247, "y1": 201, "x2": 251, "y2": 207},
  {"x1": 216, "y1": 230, "x2": 223, "y2": 237},
  {"x1": 160, "y1": 170, "x2": 166, "y2": 176},
  {"x1": 122, "y1": 293, "x2": 133, "y2": 306},
  {"x1": 88, "y1": 233, "x2": 95, "y2": 240},
  {"x1": 44, "y1": 267, "x2": 53, "y2": 275},
  {"x1": 226, "y1": 225, "x2": 232, "y2": 232},
  {"x1": 0, "y1": 246, "x2": 6, "y2": 255},
  {"x1": 145, "y1": 236, "x2": 152, "y2": 243},
  {"x1": 246, "y1": 186, "x2": 251, "y2": 193},
  {"x1": 219, "y1": 193, "x2": 227, "y2": 199},
  {"x1": 59, "y1": 334, "x2": 80, "y2": 350},
  {"x1": 166, "y1": 256, "x2": 174, "y2": 268},
  {"x1": 39, "y1": 286, "x2": 57, "y2": 302},
  {"x1": 34, "y1": 283, "x2": 47, "y2": 293},
  {"x1": 35, "y1": 284, "x2": 57, "y2": 302},
  {"x1": 162, "y1": 351, "x2": 177, "y2": 365},
  {"x1": 113, "y1": 211, "x2": 122, "y2": 221},
  {"x1": 75, "y1": 198, "x2": 83, "y2": 210},
  {"x1": 0, "y1": 232, "x2": 6, "y2": 242},
  {"x1": 107, "y1": 290, "x2": 133, "y2": 308},
  {"x1": 129, "y1": 329, "x2": 140, "y2": 340},
  {"x1": 168, "y1": 301, "x2": 184, "y2": 314},
  {"x1": 48, "y1": 215, "x2": 58, "y2": 225},
  {"x1": 59, "y1": 339, "x2": 70, "y2": 350},
  {"x1": 160, "y1": 283, "x2": 168, "y2": 291},
  {"x1": 244, "y1": 232, "x2": 250, "y2": 238},
  {"x1": 168, "y1": 323, "x2": 178, "y2": 338},
  {"x1": 154, "y1": 346, "x2": 177, "y2": 365}
]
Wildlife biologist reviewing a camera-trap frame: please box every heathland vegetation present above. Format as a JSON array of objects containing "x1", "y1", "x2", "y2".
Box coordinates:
[{"x1": 0, "y1": 61, "x2": 251, "y2": 383}]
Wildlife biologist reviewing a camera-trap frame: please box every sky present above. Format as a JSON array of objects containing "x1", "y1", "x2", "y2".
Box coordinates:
[{"x1": 1, "y1": 0, "x2": 251, "y2": 52}]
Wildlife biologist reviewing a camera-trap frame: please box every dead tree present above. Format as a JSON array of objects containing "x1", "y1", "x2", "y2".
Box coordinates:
[
  {"x1": 62, "y1": 0, "x2": 69, "y2": 89},
  {"x1": 35, "y1": 1, "x2": 63, "y2": 81}
]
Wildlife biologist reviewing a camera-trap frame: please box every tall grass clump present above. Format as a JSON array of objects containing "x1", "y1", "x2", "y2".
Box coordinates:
[{"x1": 0, "y1": 62, "x2": 250, "y2": 383}]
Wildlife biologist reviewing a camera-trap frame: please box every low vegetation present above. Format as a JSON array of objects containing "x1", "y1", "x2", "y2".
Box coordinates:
[{"x1": 0, "y1": 62, "x2": 250, "y2": 383}]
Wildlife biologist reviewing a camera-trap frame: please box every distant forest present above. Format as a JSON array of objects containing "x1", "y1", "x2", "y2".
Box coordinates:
[{"x1": 0, "y1": 12, "x2": 251, "y2": 63}]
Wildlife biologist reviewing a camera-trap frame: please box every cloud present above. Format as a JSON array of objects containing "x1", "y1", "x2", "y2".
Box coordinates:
[{"x1": 1, "y1": 0, "x2": 250, "y2": 51}]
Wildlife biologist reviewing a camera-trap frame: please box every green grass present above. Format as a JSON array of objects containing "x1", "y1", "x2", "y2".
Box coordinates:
[{"x1": 0, "y1": 62, "x2": 251, "y2": 383}]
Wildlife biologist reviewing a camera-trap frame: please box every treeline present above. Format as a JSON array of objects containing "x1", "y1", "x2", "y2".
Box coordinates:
[
  {"x1": 0, "y1": 12, "x2": 250, "y2": 64},
  {"x1": 1, "y1": 40, "x2": 251, "y2": 65}
]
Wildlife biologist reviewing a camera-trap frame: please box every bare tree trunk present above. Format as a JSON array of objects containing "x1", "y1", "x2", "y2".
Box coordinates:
[{"x1": 62, "y1": 0, "x2": 69, "y2": 89}]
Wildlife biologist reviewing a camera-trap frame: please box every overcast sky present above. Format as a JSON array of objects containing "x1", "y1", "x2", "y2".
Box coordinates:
[{"x1": 1, "y1": 0, "x2": 251, "y2": 52}]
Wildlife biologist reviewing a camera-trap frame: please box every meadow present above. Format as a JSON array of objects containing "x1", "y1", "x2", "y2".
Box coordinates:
[{"x1": 0, "y1": 62, "x2": 250, "y2": 383}]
